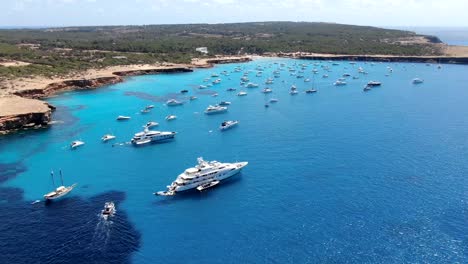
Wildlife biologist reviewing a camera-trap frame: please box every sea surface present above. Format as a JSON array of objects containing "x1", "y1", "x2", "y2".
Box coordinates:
[{"x1": 1, "y1": 58, "x2": 467, "y2": 263}]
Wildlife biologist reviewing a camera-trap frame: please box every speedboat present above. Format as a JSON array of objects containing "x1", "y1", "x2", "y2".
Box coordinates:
[
  {"x1": 367, "y1": 81, "x2": 382, "y2": 87},
  {"x1": 190, "y1": 96, "x2": 197, "y2": 100},
  {"x1": 197, "y1": 180, "x2": 220, "y2": 191},
  {"x1": 145, "y1": 105, "x2": 155, "y2": 109},
  {"x1": 116, "y1": 115, "x2": 131, "y2": 120},
  {"x1": 131, "y1": 127, "x2": 176, "y2": 146},
  {"x1": 204, "y1": 105, "x2": 228, "y2": 115},
  {"x1": 102, "y1": 202, "x2": 116, "y2": 219},
  {"x1": 269, "y1": 98, "x2": 279, "y2": 103},
  {"x1": 262, "y1": 88, "x2": 272, "y2": 93},
  {"x1": 155, "y1": 157, "x2": 248, "y2": 195},
  {"x1": 43, "y1": 170, "x2": 77, "y2": 201},
  {"x1": 101, "y1": 134, "x2": 116, "y2": 142},
  {"x1": 166, "y1": 99, "x2": 183, "y2": 106},
  {"x1": 237, "y1": 91, "x2": 247, "y2": 96},
  {"x1": 412, "y1": 78, "x2": 424, "y2": 84},
  {"x1": 227, "y1": 88, "x2": 237, "y2": 92},
  {"x1": 145, "y1": 121, "x2": 159, "y2": 128},
  {"x1": 211, "y1": 93, "x2": 219, "y2": 97},
  {"x1": 219, "y1": 101, "x2": 231, "y2": 106},
  {"x1": 165, "y1": 115, "x2": 177, "y2": 121},
  {"x1": 70, "y1": 140, "x2": 85, "y2": 149},
  {"x1": 219, "y1": 120, "x2": 238, "y2": 131},
  {"x1": 305, "y1": 89, "x2": 317, "y2": 93}
]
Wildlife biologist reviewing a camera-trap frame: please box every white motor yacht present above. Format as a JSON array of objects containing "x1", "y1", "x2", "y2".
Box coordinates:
[
  {"x1": 219, "y1": 101, "x2": 231, "y2": 106},
  {"x1": 70, "y1": 140, "x2": 85, "y2": 149},
  {"x1": 102, "y1": 202, "x2": 116, "y2": 219},
  {"x1": 269, "y1": 98, "x2": 279, "y2": 103},
  {"x1": 166, "y1": 99, "x2": 183, "y2": 106},
  {"x1": 204, "y1": 105, "x2": 228, "y2": 115},
  {"x1": 334, "y1": 80, "x2": 347, "y2": 86},
  {"x1": 412, "y1": 78, "x2": 424, "y2": 84},
  {"x1": 155, "y1": 157, "x2": 248, "y2": 195},
  {"x1": 219, "y1": 120, "x2": 238, "y2": 131},
  {"x1": 131, "y1": 127, "x2": 176, "y2": 146},
  {"x1": 145, "y1": 121, "x2": 159, "y2": 128},
  {"x1": 262, "y1": 88, "x2": 272, "y2": 93},
  {"x1": 246, "y1": 83, "x2": 259, "y2": 88},
  {"x1": 237, "y1": 91, "x2": 247, "y2": 96}
]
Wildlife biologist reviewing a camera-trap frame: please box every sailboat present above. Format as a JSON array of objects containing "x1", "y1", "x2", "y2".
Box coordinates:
[{"x1": 43, "y1": 170, "x2": 77, "y2": 201}]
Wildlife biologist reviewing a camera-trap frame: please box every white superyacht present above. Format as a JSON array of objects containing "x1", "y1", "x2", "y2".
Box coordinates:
[
  {"x1": 155, "y1": 157, "x2": 248, "y2": 195},
  {"x1": 131, "y1": 127, "x2": 176, "y2": 145}
]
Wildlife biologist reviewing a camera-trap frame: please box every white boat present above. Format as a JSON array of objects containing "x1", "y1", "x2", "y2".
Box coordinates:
[
  {"x1": 70, "y1": 140, "x2": 85, "y2": 149},
  {"x1": 334, "y1": 80, "x2": 347, "y2": 86},
  {"x1": 290, "y1": 90, "x2": 299, "y2": 95},
  {"x1": 237, "y1": 91, "x2": 247, "y2": 96},
  {"x1": 322, "y1": 74, "x2": 329, "y2": 78},
  {"x1": 199, "y1": 85, "x2": 207, "y2": 89},
  {"x1": 43, "y1": 170, "x2": 77, "y2": 201},
  {"x1": 262, "y1": 88, "x2": 272, "y2": 93},
  {"x1": 145, "y1": 105, "x2": 155, "y2": 109},
  {"x1": 304, "y1": 78, "x2": 311, "y2": 82},
  {"x1": 155, "y1": 157, "x2": 248, "y2": 195},
  {"x1": 166, "y1": 99, "x2": 183, "y2": 106},
  {"x1": 412, "y1": 78, "x2": 424, "y2": 84},
  {"x1": 246, "y1": 83, "x2": 259, "y2": 88},
  {"x1": 265, "y1": 79, "x2": 274, "y2": 84},
  {"x1": 165, "y1": 115, "x2": 177, "y2": 121},
  {"x1": 212, "y1": 79, "x2": 222, "y2": 85},
  {"x1": 218, "y1": 101, "x2": 231, "y2": 106},
  {"x1": 211, "y1": 73, "x2": 219, "y2": 77},
  {"x1": 140, "y1": 109, "x2": 151, "y2": 114},
  {"x1": 227, "y1": 88, "x2": 237, "y2": 92},
  {"x1": 204, "y1": 105, "x2": 228, "y2": 115},
  {"x1": 197, "y1": 180, "x2": 220, "y2": 191},
  {"x1": 363, "y1": 86, "x2": 372, "y2": 92},
  {"x1": 190, "y1": 96, "x2": 197, "y2": 100},
  {"x1": 269, "y1": 98, "x2": 279, "y2": 103},
  {"x1": 101, "y1": 134, "x2": 116, "y2": 142},
  {"x1": 131, "y1": 127, "x2": 176, "y2": 146},
  {"x1": 145, "y1": 121, "x2": 159, "y2": 128},
  {"x1": 102, "y1": 202, "x2": 116, "y2": 219},
  {"x1": 211, "y1": 93, "x2": 219, "y2": 97},
  {"x1": 116, "y1": 115, "x2": 131, "y2": 120},
  {"x1": 219, "y1": 120, "x2": 238, "y2": 131}
]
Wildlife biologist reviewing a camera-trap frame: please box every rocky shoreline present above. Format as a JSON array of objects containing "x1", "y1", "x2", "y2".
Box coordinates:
[{"x1": 0, "y1": 57, "x2": 251, "y2": 135}]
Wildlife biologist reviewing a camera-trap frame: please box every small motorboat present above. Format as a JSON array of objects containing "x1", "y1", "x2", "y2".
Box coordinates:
[
  {"x1": 155, "y1": 190, "x2": 175, "y2": 196},
  {"x1": 237, "y1": 91, "x2": 247, "y2": 96},
  {"x1": 101, "y1": 134, "x2": 116, "y2": 142},
  {"x1": 70, "y1": 140, "x2": 85, "y2": 149},
  {"x1": 290, "y1": 90, "x2": 299, "y2": 95},
  {"x1": 199, "y1": 85, "x2": 207, "y2": 89},
  {"x1": 145, "y1": 105, "x2": 155, "y2": 109},
  {"x1": 333, "y1": 80, "x2": 347, "y2": 86},
  {"x1": 197, "y1": 180, "x2": 220, "y2": 191},
  {"x1": 140, "y1": 109, "x2": 151, "y2": 114},
  {"x1": 262, "y1": 88, "x2": 272, "y2": 93},
  {"x1": 219, "y1": 101, "x2": 231, "y2": 106},
  {"x1": 305, "y1": 89, "x2": 317, "y2": 93},
  {"x1": 322, "y1": 74, "x2": 329, "y2": 78},
  {"x1": 367, "y1": 81, "x2": 382, "y2": 87},
  {"x1": 190, "y1": 96, "x2": 197, "y2": 100},
  {"x1": 166, "y1": 115, "x2": 177, "y2": 121},
  {"x1": 205, "y1": 105, "x2": 228, "y2": 115},
  {"x1": 363, "y1": 86, "x2": 372, "y2": 92},
  {"x1": 246, "y1": 83, "x2": 259, "y2": 88},
  {"x1": 212, "y1": 79, "x2": 222, "y2": 85},
  {"x1": 102, "y1": 202, "x2": 116, "y2": 219},
  {"x1": 211, "y1": 93, "x2": 219, "y2": 97},
  {"x1": 269, "y1": 98, "x2": 279, "y2": 103},
  {"x1": 219, "y1": 120, "x2": 238, "y2": 131},
  {"x1": 264, "y1": 104, "x2": 269, "y2": 108},
  {"x1": 117, "y1": 115, "x2": 131, "y2": 121},
  {"x1": 304, "y1": 78, "x2": 310, "y2": 82},
  {"x1": 227, "y1": 88, "x2": 237, "y2": 92},
  {"x1": 412, "y1": 78, "x2": 424, "y2": 84},
  {"x1": 180, "y1": 89, "x2": 189, "y2": 94},
  {"x1": 145, "y1": 121, "x2": 159, "y2": 128}
]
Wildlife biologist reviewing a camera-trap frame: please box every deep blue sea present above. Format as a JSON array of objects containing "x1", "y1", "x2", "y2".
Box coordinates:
[{"x1": 1, "y1": 58, "x2": 467, "y2": 263}]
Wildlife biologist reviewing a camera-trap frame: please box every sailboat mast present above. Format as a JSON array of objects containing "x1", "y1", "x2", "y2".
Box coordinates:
[
  {"x1": 50, "y1": 171, "x2": 55, "y2": 188},
  {"x1": 59, "y1": 170, "x2": 64, "y2": 186}
]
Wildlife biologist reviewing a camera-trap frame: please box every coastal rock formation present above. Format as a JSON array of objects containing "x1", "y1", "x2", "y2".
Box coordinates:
[
  {"x1": 0, "y1": 96, "x2": 54, "y2": 135},
  {"x1": 13, "y1": 76, "x2": 124, "y2": 99}
]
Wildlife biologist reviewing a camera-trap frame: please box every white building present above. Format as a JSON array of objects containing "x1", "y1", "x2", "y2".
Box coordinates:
[{"x1": 195, "y1": 47, "x2": 208, "y2": 54}]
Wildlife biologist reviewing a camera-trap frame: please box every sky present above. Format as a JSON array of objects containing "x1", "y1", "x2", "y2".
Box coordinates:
[{"x1": 1, "y1": 0, "x2": 468, "y2": 28}]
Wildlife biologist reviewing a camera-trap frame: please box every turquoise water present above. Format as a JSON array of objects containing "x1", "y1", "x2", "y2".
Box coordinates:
[{"x1": 1, "y1": 58, "x2": 468, "y2": 263}]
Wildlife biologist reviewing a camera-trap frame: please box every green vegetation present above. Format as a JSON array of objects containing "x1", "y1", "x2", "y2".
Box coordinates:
[{"x1": 0, "y1": 22, "x2": 442, "y2": 78}]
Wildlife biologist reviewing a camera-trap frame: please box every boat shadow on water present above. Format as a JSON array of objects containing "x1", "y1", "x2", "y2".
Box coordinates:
[{"x1": 152, "y1": 175, "x2": 243, "y2": 206}]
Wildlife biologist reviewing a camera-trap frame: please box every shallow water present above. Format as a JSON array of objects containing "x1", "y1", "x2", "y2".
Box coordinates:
[{"x1": 1, "y1": 58, "x2": 467, "y2": 263}]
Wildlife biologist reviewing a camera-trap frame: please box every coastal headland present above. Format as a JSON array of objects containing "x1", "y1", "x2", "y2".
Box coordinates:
[{"x1": 0, "y1": 56, "x2": 252, "y2": 134}]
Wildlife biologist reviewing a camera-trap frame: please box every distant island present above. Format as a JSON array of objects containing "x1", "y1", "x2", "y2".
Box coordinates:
[{"x1": 1, "y1": 21, "x2": 468, "y2": 135}]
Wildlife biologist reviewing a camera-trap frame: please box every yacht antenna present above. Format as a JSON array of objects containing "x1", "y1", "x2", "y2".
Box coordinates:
[
  {"x1": 50, "y1": 171, "x2": 56, "y2": 188},
  {"x1": 59, "y1": 170, "x2": 64, "y2": 186}
]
